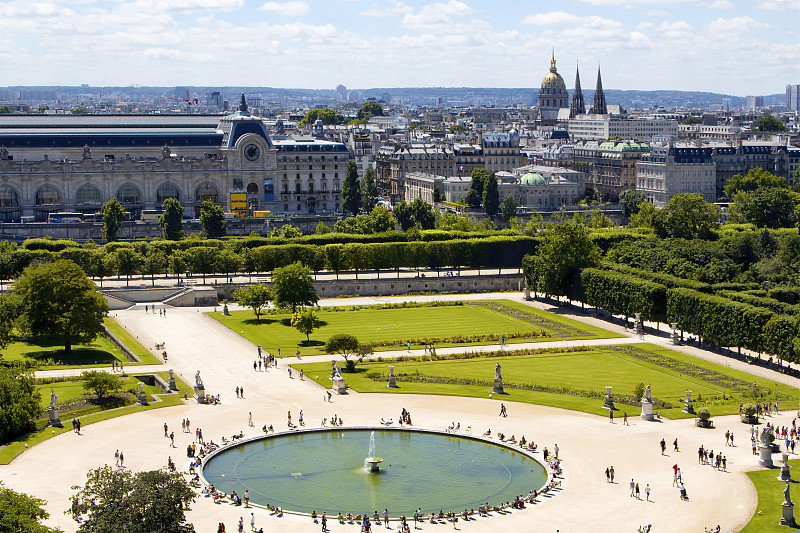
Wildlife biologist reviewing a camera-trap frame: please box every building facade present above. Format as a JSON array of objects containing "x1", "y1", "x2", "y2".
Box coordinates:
[{"x1": 636, "y1": 143, "x2": 716, "y2": 207}]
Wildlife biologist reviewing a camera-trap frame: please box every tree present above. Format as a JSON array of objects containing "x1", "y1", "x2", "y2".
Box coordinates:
[
  {"x1": 482, "y1": 173, "x2": 500, "y2": 218},
  {"x1": 315, "y1": 221, "x2": 332, "y2": 234},
  {"x1": 448, "y1": 124, "x2": 467, "y2": 134},
  {"x1": 113, "y1": 248, "x2": 143, "y2": 287},
  {"x1": 291, "y1": 308, "x2": 321, "y2": 341},
  {"x1": 410, "y1": 198, "x2": 435, "y2": 230},
  {"x1": 159, "y1": 198, "x2": 184, "y2": 240},
  {"x1": 0, "y1": 483, "x2": 61, "y2": 533},
  {"x1": 185, "y1": 246, "x2": 219, "y2": 283},
  {"x1": 0, "y1": 366, "x2": 42, "y2": 444},
  {"x1": 199, "y1": 200, "x2": 226, "y2": 238},
  {"x1": 81, "y1": 370, "x2": 122, "y2": 400},
  {"x1": 0, "y1": 106, "x2": 11, "y2": 114},
  {"x1": 369, "y1": 205, "x2": 396, "y2": 232},
  {"x1": 392, "y1": 200, "x2": 414, "y2": 231},
  {"x1": 619, "y1": 189, "x2": 646, "y2": 218},
  {"x1": 681, "y1": 116, "x2": 702, "y2": 125},
  {"x1": 215, "y1": 249, "x2": 241, "y2": 280},
  {"x1": 15, "y1": 260, "x2": 108, "y2": 354},
  {"x1": 0, "y1": 292, "x2": 20, "y2": 351},
  {"x1": 324, "y1": 244, "x2": 346, "y2": 280},
  {"x1": 754, "y1": 114, "x2": 788, "y2": 132},
  {"x1": 661, "y1": 193, "x2": 720, "y2": 239},
  {"x1": 141, "y1": 250, "x2": 167, "y2": 286},
  {"x1": 100, "y1": 199, "x2": 125, "y2": 242},
  {"x1": 325, "y1": 333, "x2": 360, "y2": 364},
  {"x1": 499, "y1": 195, "x2": 517, "y2": 222},
  {"x1": 357, "y1": 101, "x2": 384, "y2": 121},
  {"x1": 730, "y1": 187, "x2": 800, "y2": 229},
  {"x1": 342, "y1": 161, "x2": 361, "y2": 216},
  {"x1": 69, "y1": 466, "x2": 196, "y2": 533},
  {"x1": 70, "y1": 108, "x2": 88, "y2": 115},
  {"x1": 360, "y1": 168, "x2": 379, "y2": 212},
  {"x1": 464, "y1": 188, "x2": 482, "y2": 208},
  {"x1": 723, "y1": 167, "x2": 786, "y2": 199},
  {"x1": 272, "y1": 261, "x2": 318, "y2": 312},
  {"x1": 301, "y1": 108, "x2": 344, "y2": 126},
  {"x1": 529, "y1": 220, "x2": 600, "y2": 299},
  {"x1": 232, "y1": 284, "x2": 272, "y2": 319},
  {"x1": 432, "y1": 186, "x2": 443, "y2": 203}
]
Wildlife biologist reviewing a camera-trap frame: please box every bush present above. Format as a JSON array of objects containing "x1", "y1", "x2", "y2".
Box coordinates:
[
  {"x1": 697, "y1": 407, "x2": 711, "y2": 421},
  {"x1": 633, "y1": 382, "x2": 646, "y2": 400},
  {"x1": 742, "y1": 403, "x2": 756, "y2": 417}
]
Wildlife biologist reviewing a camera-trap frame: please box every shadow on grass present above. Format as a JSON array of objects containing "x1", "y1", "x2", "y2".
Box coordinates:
[
  {"x1": 243, "y1": 317, "x2": 282, "y2": 326},
  {"x1": 298, "y1": 340, "x2": 326, "y2": 348},
  {"x1": 21, "y1": 347, "x2": 117, "y2": 365}
]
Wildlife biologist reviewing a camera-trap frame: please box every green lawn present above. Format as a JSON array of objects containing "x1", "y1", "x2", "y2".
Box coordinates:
[
  {"x1": 293, "y1": 343, "x2": 800, "y2": 419},
  {"x1": 0, "y1": 336, "x2": 129, "y2": 370},
  {"x1": 210, "y1": 300, "x2": 620, "y2": 356},
  {"x1": 741, "y1": 460, "x2": 800, "y2": 533},
  {"x1": 0, "y1": 371, "x2": 193, "y2": 465}
]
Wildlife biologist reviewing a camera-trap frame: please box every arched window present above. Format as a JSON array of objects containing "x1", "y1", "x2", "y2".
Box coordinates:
[
  {"x1": 0, "y1": 186, "x2": 18, "y2": 207},
  {"x1": 76, "y1": 183, "x2": 102, "y2": 206},
  {"x1": 116, "y1": 183, "x2": 142, "y2": 205},
  {"x1": 246, "y1": 182, "x2": 259, "y2": 194},
  {"x1": 195, "y1": 182, "x2": 218, "y2": 203},
  {"x1": 157, "y1": 183, "x2": 180, "y2": 204},
  {"x1": 35, "y1": 185, "x2": 60, "y2": 206}
]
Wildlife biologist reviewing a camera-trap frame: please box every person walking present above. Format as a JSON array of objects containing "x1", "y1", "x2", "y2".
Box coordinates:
[
  {"x1": 609, "y1": 465, "x2": 615, "y2": 483},
  {"x1": 605, "y1": 467, "x2": 610, "y2": 482},
  {"x1": 250, "y1": 513, "x2": 255, "y2": 531},
  {"x1": 248, "y1": 412, "x2": 253, "y2": 427},
  {"x1": 673, "y1": 438, "x2": 679, "y2": 452},
  {"x1": 322, "y1": 512, "x2": 327, "y2": 532},
  {"x1": 119, "y1": 451, "x2": 124, "y2": 468},
  {"x1": 114, "y1": 449, "x2": 119, "y2": 466},
  {"x1": 645, "y1": 484, "x2": 651, "y2": 501},
  {"x1": 660, "y1": 438, "x2": 666, "y2": 455},
  {"x1": 383, "y1": 509, "x2": 389, "y2": 529},
  {"x1": 609, "y1": 410, "x2": 614, "y2": 423},
  {"x1": 629, "y1": 479, "x2": 635, "y2": 497}
]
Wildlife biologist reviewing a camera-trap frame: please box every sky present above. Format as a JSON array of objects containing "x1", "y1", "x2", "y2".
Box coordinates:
[{"x1": 0, "y1": 0, "x2": 796, "y2": 95}]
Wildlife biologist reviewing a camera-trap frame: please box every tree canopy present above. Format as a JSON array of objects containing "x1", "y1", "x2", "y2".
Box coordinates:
[
  {"x1": 619, "y1": 189, "x2": 646, "y2": 218},
  {"x1": 271, "y1": 261, "x2": 318, "y2": 312},
  {"x1": 0, "y1": 366, "x2": 42, "y2": 444},
  {"x1": 291, "y1": 308, "x2": 321, "y2": 341},
  {"x1": 159, "y1": 198, "x2": 184, "y2": 240},
  {"x1": 342, "y1": 161, "x2": 361, "y2": 216},
  {"x1": 723, "y1": 167, "x2": 787, "y2": 199},
  {"x1": 660, "y1": 193, "x2": 720, "y2": 239},
  {"x1": 199, "y1": 200, "x2": 226, "y2": 238},
  {"x1": 69, "y1": 466, "x2": 196, "y2": 533},
  {"x1": 0, "y1": 483, "x2": 61, "y2": 533},
  {"x1": 325, "y1": 333, "x2": 360, "y2": 362},
  {"x1": 233, "y1": 284, "x2": 272, "y2": 319},
  {"x1": 100, "y1": 199, "x2": 125, "y2": 242},
  {"x1": 360, "y1": 168, "x2": 379, "y2": 212},
  {"x1": 301, "y1": 108, "x2": 345, "y2": 126},
  {"x1": 754, "y1": 114, "x2": 788, "y2": 132},
  {"x1": 14, "y1": 260, "x2": 108, "y2": 354},
  {"x1": 482, "y1": 172, "x2": 500, "y2": 218},
  {"x1": 729, "y1": 187, "x2": 800, "y2": 229},
  {"x1": 81, "y1": 370, "x2": 122, "y2": 400},
  {"x1": 357, "y1": 101, "x2": 384, "y2": 121}
]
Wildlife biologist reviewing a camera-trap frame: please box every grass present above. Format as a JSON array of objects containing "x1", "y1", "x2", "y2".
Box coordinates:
[
  {"x1": 293, "y1": 343, "x2": 800, "y2": 420},
  {"x1": 103, "y1": 317, "x2": 161, "y2": 365},
  {"x1": 209, "y1": 299, "x2": 621, "y2": 356},
  {"x1": 0, "y1": 371, "x2": 193, "y2": 465},
  {"x1": 740, "y1": 459, "x2": 800, "y2": 533}
]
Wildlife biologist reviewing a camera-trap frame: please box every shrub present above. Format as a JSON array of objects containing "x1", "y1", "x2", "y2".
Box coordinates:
[
  {"x1": 742, "y1": 403, "x2": 756, "y2": 417},
  {"x1": 697, "y1": 407, "x2": 711, "y2": 421}
]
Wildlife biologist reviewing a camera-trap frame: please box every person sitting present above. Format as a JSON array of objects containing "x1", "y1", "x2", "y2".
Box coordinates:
[
  {"x1": 508, "y1": 435, "x2": 516, "y2": 443},
  {"x1": 497, "y1": 432, "x2": 505, "y2": 441},
  {"x1": 221, "y1": 436, "x2": 230, "y2": 444},
  {"x1": 483, "y1": 429, "x2": 491, "y2": 437},
  {"x1": 262, "y1": 425, "x2": 269, "y2": 433},
  {"x1": 455, "y1": 423, "x2": 460, "y2": 431},
  {"x1": 338, "y1": 513, "x2": 344, "y2": 523}
]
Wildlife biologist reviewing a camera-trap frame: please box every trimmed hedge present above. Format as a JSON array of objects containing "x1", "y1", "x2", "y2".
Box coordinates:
[
  {"x1": 600, "y1": 262, "x2": 710, "y2": 291},
  {"x1": 581, "y1": 268, "x2": 667, "y2": 323}
]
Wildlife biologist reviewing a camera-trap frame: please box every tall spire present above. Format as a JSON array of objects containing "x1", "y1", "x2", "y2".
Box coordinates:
[
  {"x1": 591, "y1": 65, "x2": 607, "y2": 115},
  {"x1": 570, "y1": 63, "x2": 585, "y2": 118},
  {"x1": 550, "y1": 49, "x2": 557, "y2": 72}
]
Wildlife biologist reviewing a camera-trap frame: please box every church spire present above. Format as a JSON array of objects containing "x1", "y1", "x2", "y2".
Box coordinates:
[
  {"x1": 591, "y1": 65, "x2": 607, "y2": 115},
  {"x1": 570, "y1": 63, "x2": 585, "y2": 118},
  {"x1": 550, "y1": 49, "x2": 557, "y2": 72}
]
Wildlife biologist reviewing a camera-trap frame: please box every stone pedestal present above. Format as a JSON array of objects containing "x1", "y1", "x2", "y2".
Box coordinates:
[
  {"x1": 603, "y1": 386, "x2": 615, "y2": 410},
  {"x1": 333, "y1": 377, "x2": 348, "y2": 395},
  {"x1": 779, "y1": 453, "x2": 793, "y2": 481},
  {"x1": 493, "y1": 377, "x2": 505, "y2": 394},
  {"x1": 670, "y1": 323, "x2": 680, "y2": 345},
  {"x1": 48, "y1": 407, "x2": 62, "y2": 428},
  {"x1": 387, "y1": 366, "x2": 397, "y2": 388},
  {"x1": 194, "y1": 384, "x2": 207, "y2": 404},
  {"x1": 759, "y1": 444, "x2": 775, "y2": 468},
  {"x1": 682, "y1": 390, "x2": 695, "y2": 415},
  {"x1": 782, "y1": 481, "x2": 797, "y2": 527},
  {"x1": 641, "y1": 400, "x2": 654, "y2": 421},
  {"x1": 137, "y1": 383, "x2": 148, "y2": 406},
  {"x1": 168, "y1": 369, "x2": 177, "y2": 391}
]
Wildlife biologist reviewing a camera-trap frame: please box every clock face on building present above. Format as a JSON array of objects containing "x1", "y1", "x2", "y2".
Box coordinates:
[{"x1": 244, "y1": 144, "x2": 260, "y2": 161}]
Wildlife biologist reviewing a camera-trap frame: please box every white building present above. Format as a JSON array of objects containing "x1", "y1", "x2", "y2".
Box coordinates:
[
  {"x1": 636, "y1": 143, "x2": 716, "y2": 208},
  {"x1": 568, "y1": 114, "x2": 678, "y2": 141}
]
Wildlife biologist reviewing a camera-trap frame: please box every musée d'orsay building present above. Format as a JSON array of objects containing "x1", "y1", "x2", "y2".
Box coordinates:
[{"x1": 0, "y1": 98, "x2": 350, "y2": 221}]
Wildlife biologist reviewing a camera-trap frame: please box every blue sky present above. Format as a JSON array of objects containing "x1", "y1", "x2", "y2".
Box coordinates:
[{"x1": 0, "y1": 0, "x2": 796, "y2": 94}]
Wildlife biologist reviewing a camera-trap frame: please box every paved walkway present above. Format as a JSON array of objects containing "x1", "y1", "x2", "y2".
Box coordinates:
[{"x1": 2, "y1": 291, "x2": 794, "y2": 533}]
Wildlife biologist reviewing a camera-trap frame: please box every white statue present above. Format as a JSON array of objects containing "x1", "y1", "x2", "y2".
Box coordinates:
[
  {"x1": 643, "y1": 384, "x2": 652, "y2": 402},
  {"x1": 786, "y1": 481, "x2": 794, "y2": 506},
  {"x1": 761, "y1": 427, "x2": 771, "y2": 447},
  {"x1": 50, "y1": 388, "x2": 57, "y2": 409},
  {"x1": 138, "y1": 382, "x2": 144, "y2": 393},
  {"x1": 195, "y1": 370, "x2": 203, "y2": 387},
  {"x1": 495, "y1": 362, "x2": 502, "y2": 380}
]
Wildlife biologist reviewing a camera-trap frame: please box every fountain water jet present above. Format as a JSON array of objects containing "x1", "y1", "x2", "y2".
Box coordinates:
[{"x1": 364, "y1": 431, "x2": 383, "y2": 472}]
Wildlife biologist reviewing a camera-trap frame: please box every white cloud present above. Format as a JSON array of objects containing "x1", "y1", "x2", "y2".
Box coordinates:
[
  {"x1": 705, "y1": 15, "x2": 768, "y2": 33},
  {"x1": 360, "y1": 0, "x2": 412, "y2": 17},
  {"x1": 522, "y1": 11, "x2": 581, "y2": 26},
  {"x1": 704, "y1": 0, "x2": 734, "y2": 8},
  {"x1": 402, "y1": 1, "x2": 474, "y2": 28},
  {"x1": 757, "y1": 0, "x2": 800, "y2": 9},
  {"x1": 135, "y1": 0, "x2": 243, "y2": 11},
  {"x1": 258, "y1": 1, "x2": 309, "y2": 16}
]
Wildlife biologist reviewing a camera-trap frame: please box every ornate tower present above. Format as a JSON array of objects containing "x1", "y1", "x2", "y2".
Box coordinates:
[
  {"x1": 538, "y1": 51, "x2": 568, "y2": 122},
  {"x1": 570, "y1": 64, "x2": 585, "y2": 118},
  {"x1": 591, "y1": 66, "x2": 607, "y2": 115}
]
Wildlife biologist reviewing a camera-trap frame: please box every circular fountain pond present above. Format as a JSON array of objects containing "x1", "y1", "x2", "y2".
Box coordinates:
[{"x1": 201, "y1": 428, "x2": 548, "y2": 515}]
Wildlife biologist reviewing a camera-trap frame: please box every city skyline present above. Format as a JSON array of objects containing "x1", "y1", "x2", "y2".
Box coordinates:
[{"x1": 0, "y1": 0, "x2": 795, "y2": 95}]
